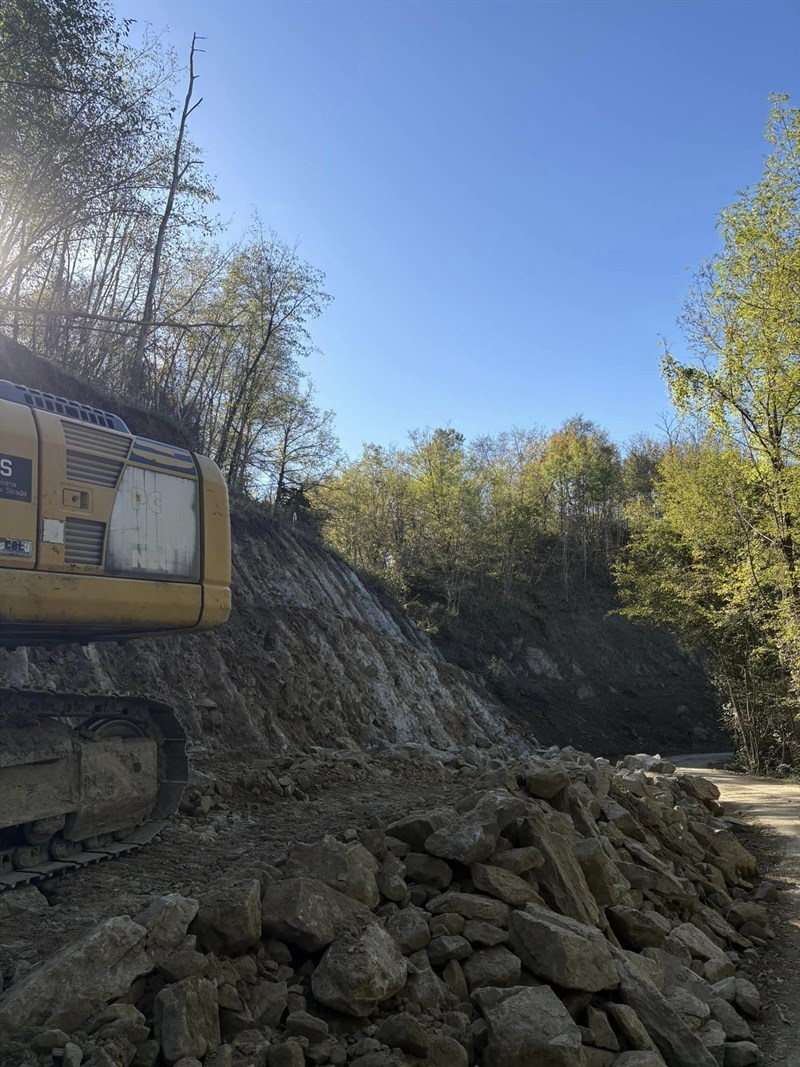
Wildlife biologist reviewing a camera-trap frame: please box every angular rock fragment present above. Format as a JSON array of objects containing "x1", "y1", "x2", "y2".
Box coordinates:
[
  {"x1": 154, "y1": 976, "x2": 221, "y2": 1064},
  {"x1": 470, "y1": 863, "x2": 541, "y2": 908},
  {"x1": 403, "y1": 852, "x2": 454, "y2": 889},
  {"x1": 427, "y1": 934, "x2": 472, "y2": 966},
  {"x1": 573, "y1": 837, "x2": 631, "y2": 907},
  {"x1": 723, "y1": 1041, "x2": 760, "y2": 1067},
  {"x1": 604, "y1": 1003, "x2": 659, "y2": 1052},
  {"x1": 461, "y1": 946, "x2": 521, "y2": 991},
  {"x1": 665, "y1": 923, "x2": 728, "y2": 963},
  {"x1": 387, "y1": 809, "x2": 457, "y2": 850},
  {"x1": 474, "y1": 984, "x2": 586, "y2": 1067},
  {"x1": 311, "y1": 923, "x2": 407, "y2": 1016},
  {"x1": 733, "y1": 977, "x2": 761, "y2": 1019},
  {"x1": 424, "y1": 790, "x2": 527, "y2": 865},
  {"x1": 191, "y1": 879, "x2": 261, "y2": 955},
  {"x1": 385, "y1": 904, "x2": 431, "y2": 954},
  {"x1": 0, "y1": 916, "x2": 151, "y2": 1039},
  {"x1": 490, "y1": 845, "x2": 544, "y2": 874},
  {"x1": 524, "y1": 758, "x2": 569, "y2": 799},
  {"x1": 584, "y1": 1005, "x2": 619, "y2": 1051},
  {"x1": 517, "y1": 809, "x2": 600, "y2": 926},
  {"x1": 375, "y1": 1012, "x2": 430, "y2": 1057},
  {"x1": 261, "y1": 876, "x2": 372, "y2": 951},
  {"x1": 462, "y1": 919, "x2": 509, "y2": 946},
  {"x1": 426, "y1": 890, "x2": 511, "y2": 926},
  {"x1": 613, "y1": 950, "x2": 719, "y2": 1067},
  {"x1": 508, "y1": 904, "x2": 618, "y2": 992},
  {"x1": 607, "y1": 905, "x2": 669, "y2": 949},
  {"x1": 286, "y1": 837, "x2": 380, "y2": 907}
]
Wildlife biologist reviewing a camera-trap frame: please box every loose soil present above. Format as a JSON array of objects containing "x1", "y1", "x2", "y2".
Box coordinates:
[{"x1": 0, "y1": 758, "x2": 474, "y2": 991}]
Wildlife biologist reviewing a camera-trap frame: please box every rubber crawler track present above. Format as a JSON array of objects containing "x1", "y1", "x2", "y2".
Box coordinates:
[{"x1": 0, "y1": 689, "x2": 188, "y2": 890}]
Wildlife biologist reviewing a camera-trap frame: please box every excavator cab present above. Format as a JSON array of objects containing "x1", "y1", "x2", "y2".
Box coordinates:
[{"x1": 0, "y1": 380, "x2": 232, "y2": 888}]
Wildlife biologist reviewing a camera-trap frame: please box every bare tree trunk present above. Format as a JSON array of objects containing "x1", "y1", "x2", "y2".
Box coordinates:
[{"x1": 130, "y1": 33, "x2": 203, "y2": 398}]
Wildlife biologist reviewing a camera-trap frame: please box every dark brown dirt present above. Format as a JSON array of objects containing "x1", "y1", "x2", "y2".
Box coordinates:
[{"x1": 0, "y1": 763, "x2": 472, "y2": 989}]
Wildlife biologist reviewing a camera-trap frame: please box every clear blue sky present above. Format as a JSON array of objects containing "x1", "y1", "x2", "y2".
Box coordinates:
[{"x1": 118, "y1": 0, "x2": 800, "y2": 459}]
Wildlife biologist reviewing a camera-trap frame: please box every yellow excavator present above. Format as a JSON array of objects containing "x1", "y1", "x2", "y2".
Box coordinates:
[{"x1": 0, "y1": 379, "x2": 231, "y2": 889}]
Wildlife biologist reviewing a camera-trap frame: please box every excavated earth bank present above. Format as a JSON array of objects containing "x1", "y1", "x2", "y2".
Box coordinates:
[
  {"x1": 0, "y1": 334, "x2": 726, "y2": 758},
  {"x1": 0, "y1": 746, "x2": 776, "y2": 1067}
]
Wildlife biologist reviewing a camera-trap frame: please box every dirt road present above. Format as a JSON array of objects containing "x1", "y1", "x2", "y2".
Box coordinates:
[{"x1": 671, "y1": 754, "x2": 800, "y2": 1065}]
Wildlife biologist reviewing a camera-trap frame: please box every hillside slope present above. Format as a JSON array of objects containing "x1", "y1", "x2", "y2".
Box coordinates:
[
  {"x1": 429, "y1": 578, "x2": 723, "y2": 754},
  {"x1": 0, "y1": 335, "x2": 724, "y2": 757}
]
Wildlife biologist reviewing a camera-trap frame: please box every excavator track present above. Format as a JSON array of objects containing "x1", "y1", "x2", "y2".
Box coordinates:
[{"x1": 0, "y1": 689, "x2": 188, "y2": 890}]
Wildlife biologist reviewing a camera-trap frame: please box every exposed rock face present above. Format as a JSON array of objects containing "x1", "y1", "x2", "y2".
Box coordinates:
[
  {"x1": 0, "y1": 748, "x2": 774, "y2": 1066},
  {"x1": 6, "y1": 505, "x2": 527, "y2": 760},
  {"x1": 0, "y1": 328, "x2": 726, "y2": 760}
]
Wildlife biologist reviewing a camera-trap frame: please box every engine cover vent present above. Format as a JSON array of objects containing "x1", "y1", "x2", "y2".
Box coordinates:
[
  {"x1": 64, "y1": 518, "x2": 106, "y2": 566},
  {"x1": 66, "y1": 451, "x2": 124, "y2": 488},
  {"x1": 61, "y1": 420, "x2": 131, "y2": 460},
  {"x1": 0, "y1": 380, "x2": 129, "y2": 432}
]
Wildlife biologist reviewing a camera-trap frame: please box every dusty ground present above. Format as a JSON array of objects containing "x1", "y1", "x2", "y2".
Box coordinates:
[
  {"x1": 0, "y1": 763, "x2": 473, "y2": 990},
  {"x1": 672, "y1": 755, "x2": 800, "y2": 1066}
]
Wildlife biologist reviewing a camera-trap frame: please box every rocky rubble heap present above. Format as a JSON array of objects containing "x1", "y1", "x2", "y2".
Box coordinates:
[{"x1": 0, "y1": 748, "x2": 775, "y2": 1067}]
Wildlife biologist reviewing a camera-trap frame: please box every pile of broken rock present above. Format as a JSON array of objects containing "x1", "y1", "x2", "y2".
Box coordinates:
[{"x1": 0, "y1": 748, "x2": 775, "y2": 1067}]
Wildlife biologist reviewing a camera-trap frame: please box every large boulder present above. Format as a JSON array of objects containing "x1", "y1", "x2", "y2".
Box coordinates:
[
  {"x1": 191, "y1": 879, "x2": 261, "y2": 955},
  {"x1": 311, "y1": 923, "x2": 407, "y2": 1017},
  {"x1": 613, "y1": 949, "x2": 719, "y2": 1067},
  {"x1": 508, "y1": 905, "x2": 617, "y2": 993},
  {"x1": 154, "y1": 976, "x2": 221, "y2": 1064},
  {"x1": 424, "y1": 790, "x2": 527, "y2": 865},
  {"x1": 474, "y1": 985, "x2": 586, "y2": 1067},
  {"x1": 0, "y1": 916, "x2": 151, "y2": 1040},
  {"x1": 261, "y1": 876, "x2": 373, "y2": 951},
  {"x1": 517, "y1": 808, "x2": 600, "y2": 927},
  {"x1": 573, "y1": 838, "x2": 631, "y2": 907},
  {"x1": 138, "y1": 894, "x2": 199, "y2": 966},
  {"x1": 524, "y1": 758, "x2": 570, "y2": 799},
  {"x1": 285, "y1": 836, "x2": 380, "y2": 907}
]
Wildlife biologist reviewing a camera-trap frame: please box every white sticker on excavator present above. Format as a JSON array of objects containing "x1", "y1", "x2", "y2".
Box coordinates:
[
  {"x1": 42, "y1": 518, "x2": 65, "y2": 544},
  {"x1": 106, "y1": 466, "x2": 198, "y2": 580}
]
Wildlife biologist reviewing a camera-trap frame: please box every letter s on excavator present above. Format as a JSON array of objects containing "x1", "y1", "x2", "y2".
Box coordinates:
[{"x1": 0, "y1": 380, "x2": 231, "y2": 889}]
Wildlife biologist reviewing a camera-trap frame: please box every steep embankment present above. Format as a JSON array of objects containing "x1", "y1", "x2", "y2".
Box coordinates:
[
  {"x1": 2, "y1": 505, "x2": 523, "y2": 756},
  {"x1": 0, "y1": 335, "x2": 723, "y2": 756},
  {"x1": 432, "y1": 582, "x2": 724, "y2": 755}
]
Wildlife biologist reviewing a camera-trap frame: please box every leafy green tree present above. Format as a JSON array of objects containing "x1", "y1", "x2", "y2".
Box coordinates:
[
  {"x1": 617, "y1": 439, "x2": 793, "y2": 769},
  {"x1": 619, "y1": 97, "x2": 800, "y2": 769},
  {"x1": 662, "y1": 96, "x2": 800, "y2": 704}
]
